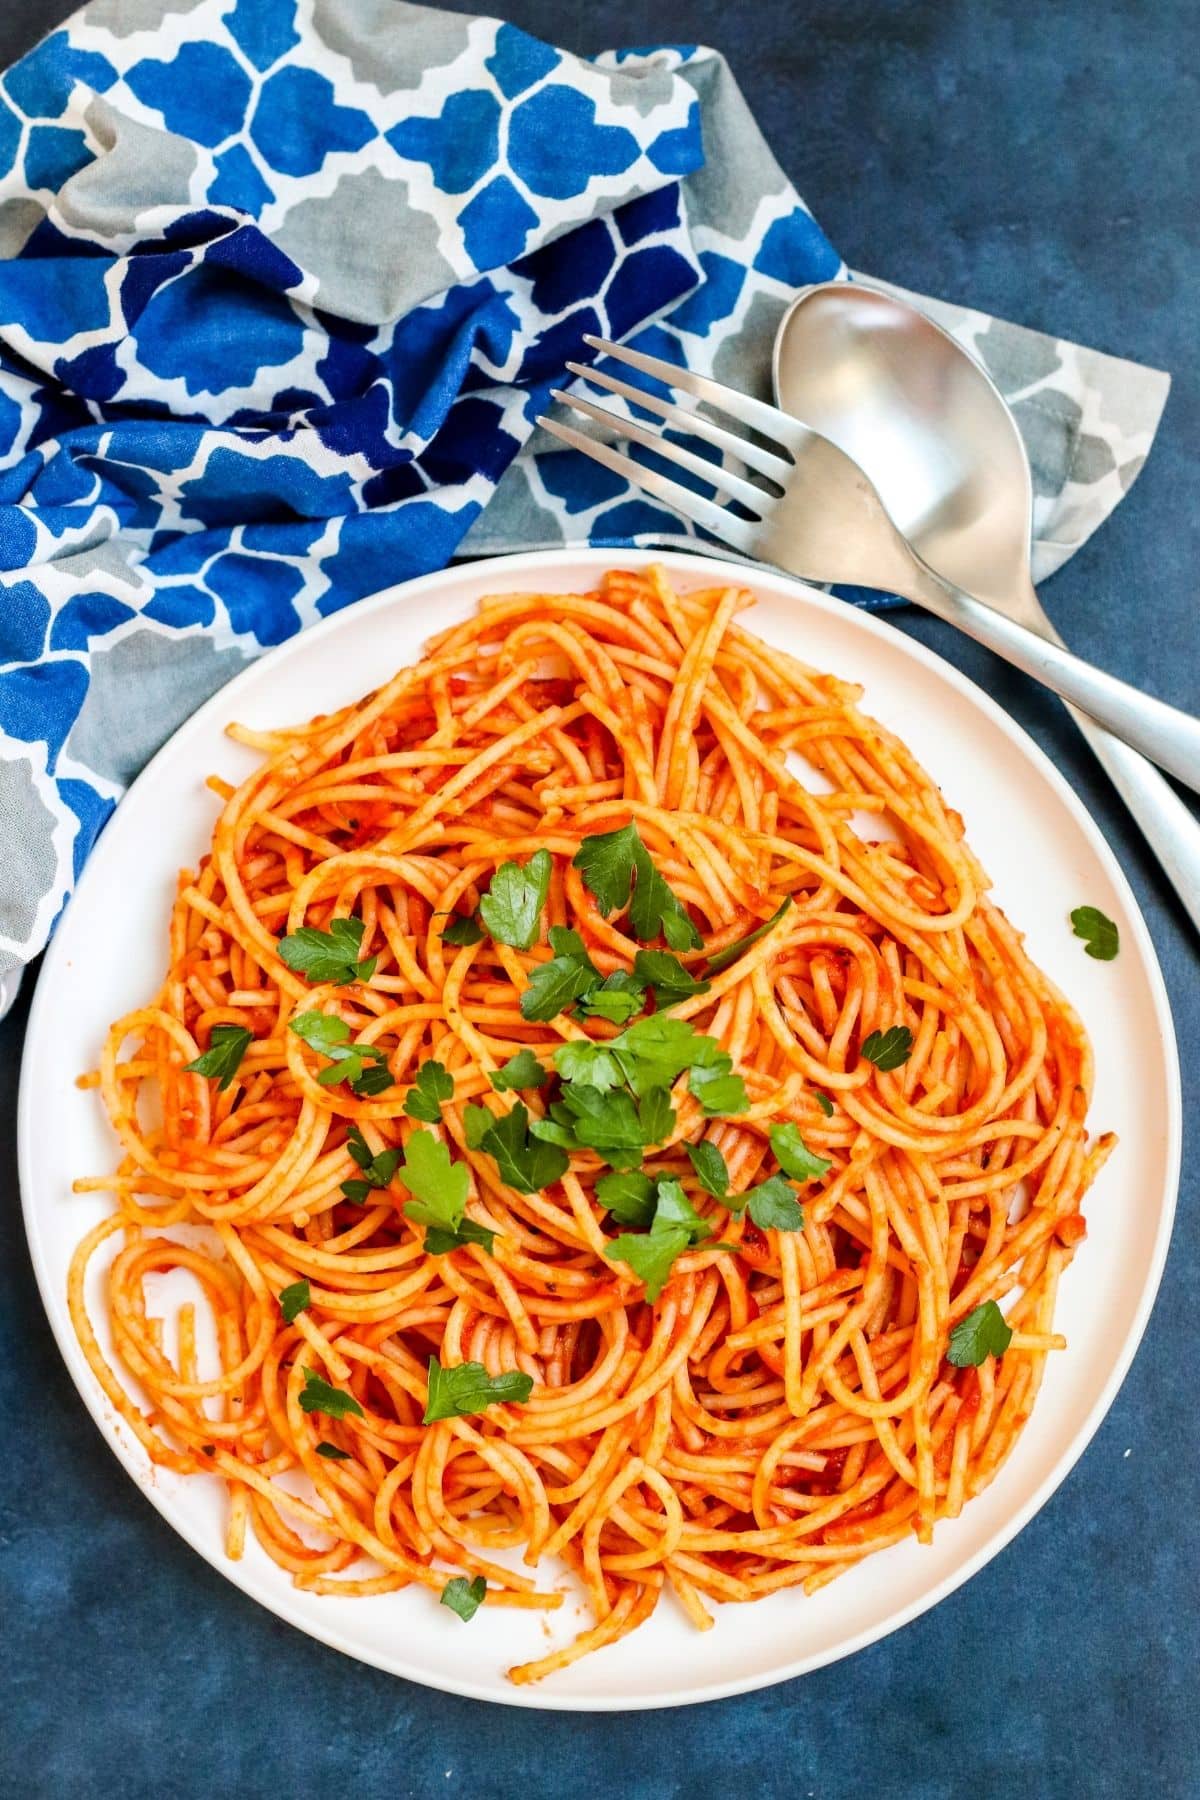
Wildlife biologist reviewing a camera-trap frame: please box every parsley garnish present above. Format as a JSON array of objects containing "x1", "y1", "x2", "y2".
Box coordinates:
[
  {"x1": 298, "y1": 1369, "x2": 363, "y2": 1419},
  {"x1": 631, "y1": 949, "x2": 710, "y2": 1008},
  {"x1": 423, "y1": 1355, "x2": 533, "y2": 1423},
  {"x1": 572, "y1": 823, "x2": 701, "y2": 950},
  {"x1": 440, "y1": 1574, "x2": 487, "y2": 1621},
  {"x1": 341, "y1": 1123, "x2": 400, "y2": 1203},
  {"x1": 685, "y1": 1140, "x2": 730, "y2": 1199},
  {"x1": 705, "y1": 898, "x2": 793, "y2": 974},
  {"x1": 489, "y1": 1048, "x2": 548, "y2": 1092},
  {"x1": 440, "y1": 913, "x2": 485, "y2": 947},
  {"x1": 184, "y1": 1024, "x2": 252, "y2": 1091},
  {"x1": 814, "y1": 1091, "x2": 834, "y2": 1117},
  {"x1": 473, "y1": 1100, "x2": 569, "y2": 1195},
  {"x1": 689, "y1": 1057, "x2": 748, "y2": 1116},
  {"x1": 550, "y1": 1081, "x2": 671, "y2": 1155},
  {"x1": 404, "y1": 1059, "x2": 454, "y2": 1122},
  {"x1": 603, "y1": 1172, "x2": 726, "y2": 1300},
  {"x1": 1070, "y1": 905, "x2": 1119, "y2": 961},
  {"x1": 289, "y1": 1012, "x2": 394, "y2": 1096},
  {"x1": 397, "y1": 1129, "x2": 495, "y2": 1255},
  {"x1": 605, "y1": 1228, "x2": 691, "y2": 1301},
  {"x1": 736, "y1": 1174, "x2": 805, "y2": 1233},
  {"x1": 587, "y1": 1013, "x2": 732, "y2": 1097},
  {"x1": 315, "y1": 1441, "x2": 351, "y2": 1460},
  {"x1": 463, "y1": 1103, "x2": 493, "y2": 1150},
  {"x1": 479, "y1": 849, "x2": 552, "y2": 950},
  {"x1": 860, "y1": 1026, "x2": 913, "y2": 1072},
  {"x1": 519, "y1": 925, "x2": 603, "y2": 1022},
  {"x1": 947, "y1": 1300, "x2": 1013, "y2": 1366},
  {"x1": 769, "y1": 1122, "x2": 832, "y2": 1183},
  {"x1": 278, "y1": 1279, "x2": 310, "y2": 1324},
  {"x1": 278, "y1": 916, "x2": 376, "y2": 985},
  {"x1": 554, "y1": 1039, "x2": 624, "y2": 1092},
  {"x1": 595, "y1": 1168, "x2": 657, "y2": 1226},
  {"x1": 577, "y1": 972, "x2": 646, "y2": 1025}
]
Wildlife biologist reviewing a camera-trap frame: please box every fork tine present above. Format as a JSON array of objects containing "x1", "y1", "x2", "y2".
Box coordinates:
[
  {"x1": 536, "y1": 414, "x2": 761, "y2": 556},
  {"x1": 563, "y1": 360, "x2": 792, "y2": 485},
  {"x1": 550, "y1": 387, "x2": 773, "y2": 518},
  {"x1": 582, "y1": 334, "x2": 806, "y2": 455}
]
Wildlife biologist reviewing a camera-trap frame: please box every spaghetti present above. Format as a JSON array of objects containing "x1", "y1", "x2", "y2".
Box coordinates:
[{"x1": 71, "y1": 567, "x2": 1111, "y2": 1684}]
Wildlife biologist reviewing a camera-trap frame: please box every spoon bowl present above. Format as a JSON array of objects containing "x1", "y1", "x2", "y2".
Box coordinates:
[{"x1": 773, "y1": 281, "x2": 1040, "y2": 618}]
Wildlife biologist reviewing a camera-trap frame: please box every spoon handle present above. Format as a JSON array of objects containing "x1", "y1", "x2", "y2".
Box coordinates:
[
  {"x1": 1066, "y1": 711, "x2": 1200, "y2": 934},
  {"x1": 905, "y1": 563, "x2": 1200, "y2": 796}
]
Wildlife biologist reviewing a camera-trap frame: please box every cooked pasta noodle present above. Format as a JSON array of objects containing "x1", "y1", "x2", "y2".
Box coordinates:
[{"x1": 71, "y1": 567, "x2": 1110, "y2": 1683}]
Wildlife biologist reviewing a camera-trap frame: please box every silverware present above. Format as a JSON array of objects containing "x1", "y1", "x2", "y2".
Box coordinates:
[
  {"x1": 540, "y1": 336, "x2": 1200, "y2": 799},
  {"x1": 773, "y1": 280, "x2": 1200, "y2": 935}
]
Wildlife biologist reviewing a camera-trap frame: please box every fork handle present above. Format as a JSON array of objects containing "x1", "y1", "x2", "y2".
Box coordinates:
[{"x1": 907, "y1": 565, "x2": 1200, "y2": 795}]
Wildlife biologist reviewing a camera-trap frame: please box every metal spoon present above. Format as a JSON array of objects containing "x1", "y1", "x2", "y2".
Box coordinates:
[{"x1": 773, "y1": 280, "x2": 1200, "y2": 933}]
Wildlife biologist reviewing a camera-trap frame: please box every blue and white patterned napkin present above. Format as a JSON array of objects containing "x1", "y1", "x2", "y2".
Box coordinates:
[{"x1": 0, "y1": 0, "x2": 1170, "y2": 1008}]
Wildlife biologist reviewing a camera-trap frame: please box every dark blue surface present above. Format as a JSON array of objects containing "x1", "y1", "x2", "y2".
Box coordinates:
[{"x1": 1, "y1": 2, "x2": 1197, "y2": 1794}]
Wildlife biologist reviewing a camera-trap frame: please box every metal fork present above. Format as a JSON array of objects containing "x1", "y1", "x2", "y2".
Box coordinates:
[{"x1": 540, "y1": 335, "x2": 1200, "y2": 796}]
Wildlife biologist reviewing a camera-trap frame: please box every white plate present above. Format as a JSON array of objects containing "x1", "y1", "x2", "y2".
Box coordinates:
[{"x1": 19, "y1": 548, "x2": 1181, "y2": 1710}]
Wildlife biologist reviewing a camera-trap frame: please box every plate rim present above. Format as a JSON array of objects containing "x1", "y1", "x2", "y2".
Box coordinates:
[{"x1": 18, "y1": 545, "x2": 1182, "y2": 1710}]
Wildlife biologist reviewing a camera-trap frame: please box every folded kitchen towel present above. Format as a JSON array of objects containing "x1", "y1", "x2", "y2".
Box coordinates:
[{"x1": 0, "y1": 0, "x2": 1171, "y2": 1004}]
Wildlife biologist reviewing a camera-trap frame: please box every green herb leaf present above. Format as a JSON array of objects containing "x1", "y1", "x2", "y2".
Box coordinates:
[
  {"x1": 290, "y1": 1012, "x2": 394, "y2": 1095},
  {"x1": 769, "y1": 1122, "x2": 832, "y2": 1183},
  {"x1": 315, "y1": 1441, "x2": 351, "y2": 1460},
  {"x1": 742, "y1": 1174, "x2": 805, "y2": 1234},
  {"x1": 814, "y1": 1091, "x2": 834, "y2": 1117},
  {"x1": 440, "y1": 913, "x2": 485, "y2": 947},
  {"x1": 947, "y1": 1300, "x2": 1013, "y2": 1367},
  {"x1": 299, "y1": 1369, "x2": 364, "y2": 1419},
  {"x1": 554, "y1": 1039, "x2": 625, "y2": 1092},
  {"x1": 555, "y1": 1082, "x2": 647, "y2": 1153},
  {"x1": 606, "y1": 1014, "x2": 726, "y2": 1095},
  {"x1": 278, "y1": 1278, "x2": 310, "y2": 1324},
  {"x1": 688, "y1": 1056, "x2": 748, "y2": 1117},
  {"x1": 341, "y1": 1124, "x2": 400, "y2": 1203},
  {"x1": 595, "y1": 1168, "x2": 657, "y2": 1226},
  {"x1": 489, "y1": 1048, "x2": 549, "y2": 1093},
  {"x1": 278, "y1": 916, "x2": 376, "y2": 985},
  {"x1": 184, "y1": 1024, "x2": 252, "y2": 1091},
  {"x1": 424, "y1": 1218, "x2": 497, "y2": 1257},
  {"x1": 475, "y1": 1100, "x2": 569, "y2": 1194},
  {"x1": 423, "y1": 1355, "x2": 533, "y2": 1423},
  {"x1": 572, "y1": 823, "x2": 640, "y2": 915},
  {"x1": 576, "y1": 972, "x2": 646, "y2": 1025},
  {"x1": 572, "y1": 823, "x2": 701, "y2": 949},
  {"x1": 349, "y1": 1063, "x2": 395, "y2": 1098},
  {"x1": 630, "y1": 834, "x2": 702, "y2": 950},
  {"x1": 463, "y1": 1103, "x2": 494, "y2": 1150},
  {"x1": 440, "y1": 1573, "x2": 487, "y2": 1621},
  {"x1": 636, "y1": 1086, "x2": 675, "y2": 1146},
  {"x1": 631, "y1": 949, "x2": 710, "y2": 1008},
  {"x1": 685, "y1": 1140, "x2": 730, "y2": 1199},
  {"x1": 605, "y1": 1225, "x2": 691, "y2": 1302},
  {"x1": 651, "y1": 1177, "x2": 712, "y2": 1243},
  {"x1": 404, "y1": 1059, "x2": 454, "y2": 1123},
  {"x1": 519, "y1": 929, "x2": 603, "y2": 1023},
  {"x1": 397, "y1": 1129, "x2": 492, "y2": 1254},
  {"x1": 479, "y1": 849, "x2": 553, "y2": 950},
  {"x1": 860, "y1": 1026, "x2": 914, "y2": 1072},
  {"x1": 1070, "y1": 905, "x2": 1119, "y2": 961}
]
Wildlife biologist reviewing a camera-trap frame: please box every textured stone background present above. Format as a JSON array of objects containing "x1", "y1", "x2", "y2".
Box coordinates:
[{"x1": 1, "y1": 2, "x2": 1196, "y2": 1794}]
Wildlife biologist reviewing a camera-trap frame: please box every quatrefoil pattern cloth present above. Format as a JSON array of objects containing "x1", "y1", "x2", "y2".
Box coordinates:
[{"x1": 0, "y1": 0, "x2": 1169, "y2": 988}]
